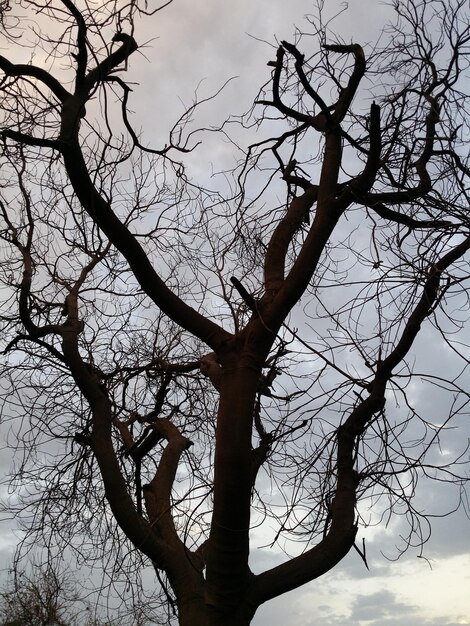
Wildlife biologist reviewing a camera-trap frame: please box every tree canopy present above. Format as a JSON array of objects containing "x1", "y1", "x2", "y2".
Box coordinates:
[{"x1": 0, "y1": 1, "x2": 469, "y2": 625}]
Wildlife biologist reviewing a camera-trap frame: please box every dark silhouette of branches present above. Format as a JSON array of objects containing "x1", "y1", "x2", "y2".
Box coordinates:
[{"x1": 0, "y1": 1, "x2": 469, "y2": 625}]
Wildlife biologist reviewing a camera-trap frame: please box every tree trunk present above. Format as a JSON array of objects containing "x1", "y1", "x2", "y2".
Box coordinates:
[{"x1": 178, "y1": 601, "x2": 256, "y2": 626}]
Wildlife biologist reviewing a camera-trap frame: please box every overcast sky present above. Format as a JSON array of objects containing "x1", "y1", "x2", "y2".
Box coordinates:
[{"x1": 1, "y1": 1, "x2": 469, "y2": 625}]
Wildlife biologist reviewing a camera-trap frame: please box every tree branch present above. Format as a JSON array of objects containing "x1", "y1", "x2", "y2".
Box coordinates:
[
  {"x1": 60, "y1": 141, "x2": 231, "y2": 351},
  {"x1": 0, "y1": 57, "x2": 70, "y2": 103}
]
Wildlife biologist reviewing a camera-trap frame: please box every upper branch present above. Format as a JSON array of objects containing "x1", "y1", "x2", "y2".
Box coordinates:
[
  {"x1": 0, "y1": 56, "x2": 70, "y2": 103},
  {"x1": 324, "y1": 44, "x2": 366, "y2": 125},
  {"x1": 263, "y1": 183, "x2": 318, "y2": 296},
  {"x1": 378, "y1": 232, "x2": 470, "y2": 380},
  {"x1": 61, "y1": 142, "x2": 230, "y2": 351},
  {"x1": 143, "y1": 418, "x2": 193, "y2": 538},
  {"x1": 365, "y1": 201, "x2": 453, "y2": 229},
  {"x1": 349, "y1": 102, "x2": 382, "y2": 195},
  {"x1": 83, "y1": 33, "x2": 138, "y2": 92},
  {"x1": 365, "y1": 93, "x2": 440, "y2": 205},
  {"x1": 280, "y1": 40, "x2": 331, "y2": 121},
  {"x1": 257, "y1": 45, "x2": 327, "y2": 131},
  {"x1": 61, "y1": 0, "x2": 88, "y2": 90}
]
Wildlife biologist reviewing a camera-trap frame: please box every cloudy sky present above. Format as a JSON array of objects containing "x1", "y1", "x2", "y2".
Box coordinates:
[{"x1": 1, "y1": 1, "x2": 469, "y2": 625}]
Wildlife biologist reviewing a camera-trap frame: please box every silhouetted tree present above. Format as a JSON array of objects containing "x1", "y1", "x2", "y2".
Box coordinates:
[
  {"x1": 0, "y1": 1, "x2": 469, "y2": 625},
  {"x1": 0, "y1": 561, "x2": 100, "y2": 626},
  {"x1": 0, "y1": 558, "x2": 160, "y2": 626}
]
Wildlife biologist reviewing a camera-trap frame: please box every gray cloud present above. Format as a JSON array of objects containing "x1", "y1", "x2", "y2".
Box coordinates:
[{"x1": 349, "y1": 589, "x2": 417, "y2": 621}]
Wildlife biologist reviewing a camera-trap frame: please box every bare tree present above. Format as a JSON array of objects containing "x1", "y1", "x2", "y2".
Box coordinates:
[
  {"x1": 0, "y1": 558, "x2": 158, "y2": 625},
  {"x1": 0, "y1": 560, "x2": 104, "y2": 626},
  {"x1": 0, "y1": 1, "x2": 469, "y2": 625}
]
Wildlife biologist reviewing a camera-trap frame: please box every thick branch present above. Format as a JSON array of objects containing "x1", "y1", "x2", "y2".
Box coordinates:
[
  {"x1": 262, "y1": 129, "x2": 344, "y2": 332},
  {"x1": 257, "y1": 46, "x2": 326, "y2": 131},
  {"x1": 366, "y1": 94, "x2": 440, "y2": 205},
  {"x1": 0, "y1": 56, "x2": 70, "y2": 103},
  {"x1": 61, "y1": 0, "x2": 88, "y2": 90},
  {"x1": 2, "y1": 129, "x2": 62, "y2": 150},
  {"x1": 263, "y1": 185, "x2": 318, "y2": 296},
  {"x1": 366, "y1": 201, "x2": 453, "y2": 229},
  {"x1": 60, "y1": 288, "x2": 202, "y2": 603},
  {"x1": 324, "y1": 44, "x2": 366, "y2": 125},
  {"x1": 61, "y1": 141, "x2": 230, "y2": 351},
  {"x1": 249, "y1": 456, "x2": 357, "y2": 605},
  {"x1": 60, "y1": 322, "x2": 171, "y2": 568},
  {"x1": 281, "y1": 40, "x2": 331, "y2": 120},
  {"x1": 143, "y1": 419, "x2": 192, "y2": 542},
  {"x1": 83, "y1": 33, "x2": 138, "y2": 91},
  {"x1": 248, "y1": 228, "x2": 470, "y2": 605},
  {"x1": 350, "y1": 102, "x2": 382, "y2": 194},
  {"x1": 379, "y1": 232, "x2": 470, "y2": 379}
]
